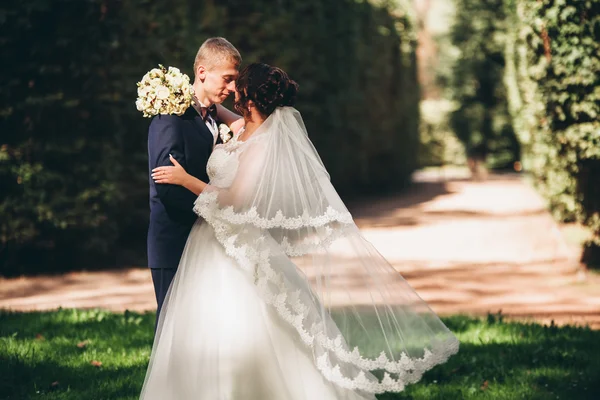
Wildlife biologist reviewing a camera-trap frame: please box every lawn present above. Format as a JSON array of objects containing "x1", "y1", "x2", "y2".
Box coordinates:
[{"x1": 1, "y1": 309, "x2": 599, "y2": 399}]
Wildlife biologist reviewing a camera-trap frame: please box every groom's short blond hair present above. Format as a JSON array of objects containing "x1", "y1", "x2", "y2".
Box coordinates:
[{"x1": 194, "y1": 37, "x2": 241, "y2": 76}]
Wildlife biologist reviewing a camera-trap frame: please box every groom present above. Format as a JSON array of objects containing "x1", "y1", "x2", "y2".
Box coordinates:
[{"x1": 147, "y1": 37, "x2": 241, "y2": 329}]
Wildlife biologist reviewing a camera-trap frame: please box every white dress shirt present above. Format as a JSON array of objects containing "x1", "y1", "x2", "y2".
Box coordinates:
[{"x1": 191, "y1": 97, "x2": 218, "y2": 145}]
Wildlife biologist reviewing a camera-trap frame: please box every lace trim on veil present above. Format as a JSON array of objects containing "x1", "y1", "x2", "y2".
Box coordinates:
[
  {"x1": 204, "y1": 199, "x2": 353, "y2": 229},
  {"x1": 194, "y1": 194, "x2": 460, "y2": 394}
]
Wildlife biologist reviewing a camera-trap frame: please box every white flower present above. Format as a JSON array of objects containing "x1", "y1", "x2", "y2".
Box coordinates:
[
  {"x1": 137, "y1": 85, "x2": 150, "y2": 97},
  {"x1": 172, "y1": 76, "x2": 183, "y2": 87},
  {"x1": 149, "y1": 68, "x2": 164, "y2": 78},
  {"x1": 219, "y1": 123, "x2": 233, "y2": 144},
  {"x1": 165, "y1": 73, "x2": 184, "y2": 89},
  {"x1": 135, "y1": 64, "x2": 194, "y2": 118},
  {"x1": 155, "y1": 85, "x2": 170, "y2": 100},
  {"x1": 181, "y1": 85, "x2": 192, "y2": 96}
]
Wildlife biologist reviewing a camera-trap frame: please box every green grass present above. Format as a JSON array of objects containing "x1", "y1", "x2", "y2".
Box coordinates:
[{"x1": 1, "y1": 310, "x2": 599, "y2": 399}]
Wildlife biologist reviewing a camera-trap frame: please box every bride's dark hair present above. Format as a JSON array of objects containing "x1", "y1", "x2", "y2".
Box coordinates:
[{"x1": 234, "y1": 63, "x2": 298, "y2": 118}]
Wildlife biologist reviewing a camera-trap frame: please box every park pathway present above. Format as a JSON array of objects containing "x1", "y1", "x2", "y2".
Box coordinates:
[{"x1": 2, "y1": 171, "x2": 599, "y2": 328}]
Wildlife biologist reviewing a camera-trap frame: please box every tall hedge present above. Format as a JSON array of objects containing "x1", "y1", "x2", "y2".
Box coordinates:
[
  {"x1": 0, "y1": 0, "x2": 419, "y2": 275},
  {"x1": 449, "y1": 0, "x2": 600, "y2": 259},
  {"x1": 505, "y1": 0, "x2": 600, "y2": 255},
  {"x1": 447, "y1": 0, "x2": 521, "y2": 169}
]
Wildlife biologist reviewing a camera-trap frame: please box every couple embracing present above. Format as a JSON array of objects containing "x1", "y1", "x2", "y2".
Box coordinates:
[{"x1": 141, "y1": 37, "x2": 458, "y2": 400}]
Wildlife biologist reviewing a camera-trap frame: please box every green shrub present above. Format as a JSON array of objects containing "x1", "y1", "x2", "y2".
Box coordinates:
[
  {"x1": 448, "y1": 0, "x2": 521, "y2": 170},
  {"x1": 506, "y1": 0, "x2": 600, "y2": 253},
  {"x1": 0, "y1": 0, "x2": 419, "y2": 275},
  {"x1": 418, "y1": 100, "x2": 466, "y2": 167},
  {"x1": 447, "y1": 0, "x2": 599, "y2": 260}
]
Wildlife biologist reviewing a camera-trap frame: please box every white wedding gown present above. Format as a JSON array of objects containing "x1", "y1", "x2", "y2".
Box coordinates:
[
  {"x1": 141, "y1": 108, "x2": 458, "y2": 399},
  {"x1": 140, "y1": 139, "x2": 375, "y2": 400}
]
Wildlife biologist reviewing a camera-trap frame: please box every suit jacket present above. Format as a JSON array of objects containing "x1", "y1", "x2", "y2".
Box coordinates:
[{"x1": 147, "y1": 106, "x2": 216, "y2": 270}]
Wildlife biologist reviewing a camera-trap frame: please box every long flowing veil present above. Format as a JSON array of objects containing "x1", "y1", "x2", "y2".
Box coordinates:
[{"x1": 194, "y1": 107, "x2": 459, "y2": 393}]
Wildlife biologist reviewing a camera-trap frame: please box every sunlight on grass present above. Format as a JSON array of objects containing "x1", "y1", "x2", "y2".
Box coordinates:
[{"x1": 1, "y1": 309, "x2": 599, "y2": 399}]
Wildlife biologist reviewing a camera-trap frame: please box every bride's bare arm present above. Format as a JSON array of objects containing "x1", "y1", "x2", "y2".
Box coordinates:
[
  {"x1": 152, "y1": 154, "x2": 208, "y2": 196},
  {"x1": 215, "y1": 104, "x2": 240, "y2": 124},
  {"x1": 215, "y1": 104, "x2": 245, "y2": 134}
]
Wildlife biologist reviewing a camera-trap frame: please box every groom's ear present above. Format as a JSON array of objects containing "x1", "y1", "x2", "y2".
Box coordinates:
[{"x1": 196, "y1": 65, "x2": 207, "y2": 81}]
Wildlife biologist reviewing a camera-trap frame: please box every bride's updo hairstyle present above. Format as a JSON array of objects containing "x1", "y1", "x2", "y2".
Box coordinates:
[{"x1": 234, "y1": 63, "x2": 298, "y2": 118}]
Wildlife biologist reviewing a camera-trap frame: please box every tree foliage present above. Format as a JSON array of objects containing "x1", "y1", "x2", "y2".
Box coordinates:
[
  {"x1": 0, "y1": 0, "x2": 419, "y2": 275},
  {"x1": 449, "y1": 0, "x2": 600, "y2": 259},
  {"x1": 507, "y1": 0, "x2": 600, "y2": 255}
]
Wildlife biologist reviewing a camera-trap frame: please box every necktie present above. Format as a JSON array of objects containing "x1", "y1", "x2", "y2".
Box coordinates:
[{"x1": 200, "y1": 104, "x2": 217, "y2": 121}]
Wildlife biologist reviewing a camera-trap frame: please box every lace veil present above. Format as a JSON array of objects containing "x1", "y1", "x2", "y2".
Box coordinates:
[{"x1": 193, "y1": 107, "x2": 459, "y2": 393}]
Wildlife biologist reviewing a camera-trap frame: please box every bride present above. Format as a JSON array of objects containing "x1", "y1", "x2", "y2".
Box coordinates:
[{"x1": 142, "y1": 63, "x2": 459, "y2": 399}]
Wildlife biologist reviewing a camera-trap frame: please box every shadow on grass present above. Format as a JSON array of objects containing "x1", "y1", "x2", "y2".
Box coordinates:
[
  {"x1": 0, "y1": 355, "x2": 146, "y2": 400},
  {"x1": 0, "y1": 309, "x2": 154, "y2": 399}
]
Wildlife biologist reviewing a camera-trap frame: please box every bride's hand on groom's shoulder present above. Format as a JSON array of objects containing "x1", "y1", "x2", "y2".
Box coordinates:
[{"x1": 152, "y1": 155, "x2": 189, "y2": 186}]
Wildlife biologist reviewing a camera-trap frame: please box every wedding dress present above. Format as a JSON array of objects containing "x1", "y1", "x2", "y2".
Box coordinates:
[{"x1": 140, "y1": 108, "x2": 459, "y2": 400}]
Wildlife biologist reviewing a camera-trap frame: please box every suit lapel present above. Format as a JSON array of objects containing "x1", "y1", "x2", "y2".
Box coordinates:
[{"x1": 184, "y1": 106, "x2": 214, "y2": 144}]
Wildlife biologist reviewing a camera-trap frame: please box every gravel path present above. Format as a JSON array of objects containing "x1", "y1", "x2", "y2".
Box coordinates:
[{"x1": 2, "y1": 171, "x2": 599, "y2": 328}]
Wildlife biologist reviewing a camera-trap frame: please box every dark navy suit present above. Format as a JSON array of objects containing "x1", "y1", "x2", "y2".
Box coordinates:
[{"x1": 147, "y1": 106, "x2": 217, "y2": 329}]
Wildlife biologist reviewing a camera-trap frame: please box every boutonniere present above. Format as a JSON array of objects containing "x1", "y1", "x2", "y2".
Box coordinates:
[
  {"x1": 135, "y1": 65, "x2": 194, "y2": 118},
  {"x1": 219, "y1": 123, "x2": 233, "y2": 144}
]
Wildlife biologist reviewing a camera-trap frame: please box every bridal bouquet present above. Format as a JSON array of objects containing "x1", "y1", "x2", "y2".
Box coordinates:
[{"x1": 136, "y1": 65, "x2": 194, "y2": 118}]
